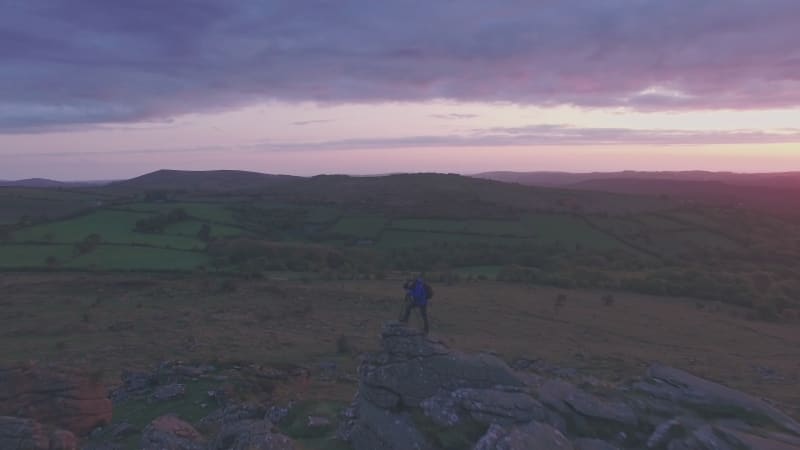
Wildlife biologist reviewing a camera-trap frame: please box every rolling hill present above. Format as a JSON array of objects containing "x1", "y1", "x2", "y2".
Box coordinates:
[
  {"x1": 109, "y1": 169, "x2": 300, "y2": 191},
  {"x1": 474, "y1": 170, "x2": 800, "y2": 189},
  {"x1": 0, "y1": 178, "x2": 109, "y2": 188},
  {"x1": 475, "y1": 171, "x2": 800, "y2": 214}
]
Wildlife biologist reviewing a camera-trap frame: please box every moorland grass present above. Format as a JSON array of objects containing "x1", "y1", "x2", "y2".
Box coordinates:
[
  {"x1": 2, "y1": 274, "x2": 798, "y2": 416},
  {"x1": 63, "y1": 245, "x2": 209, "y2": 271}
]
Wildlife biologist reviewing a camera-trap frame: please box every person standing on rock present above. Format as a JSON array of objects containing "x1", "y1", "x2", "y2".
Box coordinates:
[{"x1": 400, "y1": 275, "x2": 432, "y2": 334}]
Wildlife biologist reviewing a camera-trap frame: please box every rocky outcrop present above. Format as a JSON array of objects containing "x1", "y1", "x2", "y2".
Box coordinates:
[
  {"x1": 209, "y1": 419, "x2": 296, "y2": 450},
  {"x1": 474, "y1": 422, "x2": 574, "y2": 450},
  {"x1": 0, "y1": 416, "x2": 78, "y2": 450},
  {"x1": 141, "y1": 415, "x2": 204, "y2": 450},
  {"x1": 359, "y1": 323, "x2": 523, "y2": 409},
  {"x1": 340, "y1": 322, "x2": 800, "y2": 450},
  {"x1": 0, "y1": 364, "x2": 112, "y2": 436},
  {"x1": 637, "y1": 364, "x2": 800, "y2": 436},
  {"x1": 196, "y1": 403, "x2": 268, "y2": 433}
]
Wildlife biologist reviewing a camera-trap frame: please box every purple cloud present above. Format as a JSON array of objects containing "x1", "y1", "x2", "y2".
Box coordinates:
[
  {"x1": 430, "y1": 113, "x2": 479, "y2": 120},
  {"x1": 292, "y1": 119, "x2": 334, "y2": 126},
  {"x1": 2, "y1": 0, "x2": 800, "y2": 130},
  {"x1": 4, "y1": 124, "x2": 799, "y2": 159},
  {"x1": 263, "y1": 125, "x2": 800, "y2": 150}
]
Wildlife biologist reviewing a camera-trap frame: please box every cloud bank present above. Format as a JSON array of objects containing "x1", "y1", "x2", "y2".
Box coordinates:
[
  {"x1": 2, "y1": 0, "x2": 800, "y2": 130},
  {"x1": 10, "y1": 124, "x2": 794, "y2": 158}
]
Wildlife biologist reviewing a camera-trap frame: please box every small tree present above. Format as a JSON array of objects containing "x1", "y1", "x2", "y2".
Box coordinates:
[
  {"x1": 197, "y1": 223, "x2": 212, "y2": 242},
  {"x1": 74, "y1": 233, "x2": 102, "y2": 255},
  {"x1": 554, "y1": 293, "x2": 567, "y2": 314},
  {"x1": 336, "y1": 334, "x2": 352, "y2": 354}
]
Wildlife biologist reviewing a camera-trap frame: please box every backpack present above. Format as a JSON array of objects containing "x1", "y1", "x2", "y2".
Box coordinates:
[{"x1": 423, "y1": 282, "x2": 434, "y2": 300}]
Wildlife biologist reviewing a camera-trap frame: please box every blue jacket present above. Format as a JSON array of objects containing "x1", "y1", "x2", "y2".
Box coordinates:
[{"x1": 411, "y1": 279, "x2": 428, "y2": 306}]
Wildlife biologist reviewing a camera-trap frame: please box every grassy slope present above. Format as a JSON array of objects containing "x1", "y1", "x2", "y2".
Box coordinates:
[{"x1": 2, "y1": 274, "x2": 798, "y2": 418}]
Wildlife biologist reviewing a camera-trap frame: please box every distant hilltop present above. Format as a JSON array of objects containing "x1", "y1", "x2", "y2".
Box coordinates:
[
  {"x1": 5, "y1": 169, "x2": 800, "y2": 191},
  {"x1": 0, "y1": 178, "x2": 112, "y2": 188},
  {"x1": 108, "y1": 169, "x2": 299, "y2": 191},
  {"x1": 474, "y1": 170, "x2": 800, "y2": 190}
]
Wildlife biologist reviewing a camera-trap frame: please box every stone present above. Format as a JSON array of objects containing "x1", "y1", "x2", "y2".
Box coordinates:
[
  {"x1": 360, "y1": 324, "x2": 524, "y2": 408},
  {"x1": 266, "y1": 405, "x2": 290, "y2": 425},
  {"x1": 0, "y1": 416, "x2": 78, "y2": 450},
  {"x1": 684, "y1": 425, "x2": 743, "y2": 450},
  {"x1": 197, "y1": 403, "x2": 268, "y2": 433},
  {"x1": 453, "y1": 387, "x2": 554, "y2": 427},
  {"x1": 342, "y1": 322, "x2": 800, "y2": 450},
  {"x1": 81, "y1": 442, "x2": 124, "y2": 450},
  {"x1": 120, "y1": 370, "x2": 156, "y2": 391},
  {"x1": 573, "y1": 438, "x2": 620, "y2": 450},
  {"x1": 718, "y1": 427, "x2": 800, "y2": 450},
  {"x1": 380, "y1": 321, "x2": 458, "y2": 359},
  {"x1": 141, "y1": 415, "x2": 204, "y2": 450},
  {"x1": 646, "y1": 419, "x2": 683, "y2": 449},
  {"x1": 110, "y1": 370, "x2": 156, "y2": 403},
  {"x1": 360, "y1": 383, "x2": 401, "y2": 409},
  {"x1": 209, "y1": 419, "x2": 296, "y2": 450},
  {"x1": 335, "y1": 401, "x2": 359, "y2": 442},
  {"x1": 473, "y1": 424, "x2": 506, "y2": 450},
  {"x1": 174, "y1": 364, "x2": 215, "y2": 378},
  {"x1": 503, "y1": 422, "x2": 574, "y2": 450},
  {"x1": 510, "y1": 358, "x2": 539, "y2": 371},
  {"x1": 639, "y1": 364, "x2": 800, "y2": 436},
  {"x1": 319, "y1": 361, "x2": 338, "y2": 375},
  {"x1": 307, "y1": 416, "x2": 332, "y2": 429},
  {"x1": 473, "y1": 421, "x2": 574, "y2": 450},
  {"x1": 151, "y1": 383, "x2": 186, "y2": 402},
  {"x1": 421, "y1": 391, "x2": 463, "y2": 427},
  {"x1": 350, "y1": 398, "x2": 433, "y2": 450},
  {"x1": 0, "y1": 364, "x2": 112, "y2": 436},
  {"x1": 103, "y1": 422, "x2": 139, "y2": 440},
  {"x1": 538, "y1": 379, "x2": 638, "y2": 435}
]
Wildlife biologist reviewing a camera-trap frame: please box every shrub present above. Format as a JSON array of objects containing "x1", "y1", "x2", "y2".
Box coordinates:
[
  {"x1": 554, "y1": 293, "x2": 567, "y2": 313},
  {"x1": 219, "y1": 279, "x2": 237, "y2": 293},
  {"x1": 336, "y1": 334, "x2": 352, "y2": 354},
  {"x1": 197, "y1": 223, "x2": 212, "y2": 241},
  {"x1": 602, "y1": 294, "x2": 615, "y2": 307},
  {"x1": 74, "y1": 233, "x2": 102, "y2": 255}
]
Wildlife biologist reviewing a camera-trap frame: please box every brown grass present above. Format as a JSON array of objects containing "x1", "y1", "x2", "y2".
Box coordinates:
[{"x1": 0, "y1": 272, "x2": 798, "y2": 417}]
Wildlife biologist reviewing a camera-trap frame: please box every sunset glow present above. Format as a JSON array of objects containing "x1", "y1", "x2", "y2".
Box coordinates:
[{"x1": 2, "y1": 1, "x2": 800, "y2": 179}]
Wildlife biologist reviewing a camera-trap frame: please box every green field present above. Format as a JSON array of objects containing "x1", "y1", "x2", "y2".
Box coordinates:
[
  {"x1": 118, "y1": 202, "x2": 239, "y2": 224},
  {"x1": 1, "y1": 174, "x2": 797, "y2": 315},
  {"x1": 377, "y1": 229, "x2": 530, "y2": 249},
  {"x1": 0, "y1": 244, "x2": 74, "y2": 268},
  {"x1": 0, "y1": 243, "x2": 207, "y2": 271},
  {"x1": 0, "y1": 196, "x2": 95, "y2": 225},
  {"x1": 390, "y1": 218, "x2": 469, "y2": 233},
  {"x1": 64, "y1": 246, "x2": 209, "y2": 271},
  {"x1": 521, "y1": 214, "x2": 622, "y2": 249},
  {"x1": 161, "y1": 220, "x2": 248, "y2": 238},
  {"x1": 305, "y1": 206, "x2": 342, "y2": 224},
  {"x1": 11, "y1": 210, "x2": 205, "y2": 250},
  {"x1": 331, "y1": 216, "x2": 387, "y2": 239}
]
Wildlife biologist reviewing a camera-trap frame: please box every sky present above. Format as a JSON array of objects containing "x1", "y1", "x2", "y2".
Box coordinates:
[{"x1": 1, "y1": 1, "x2": 800, "y2": 180}]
